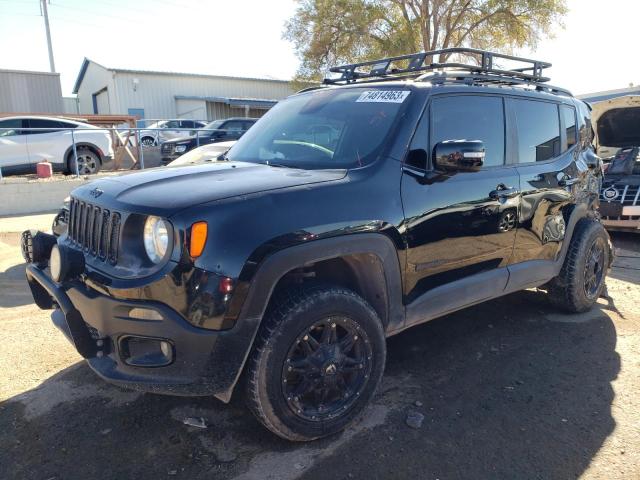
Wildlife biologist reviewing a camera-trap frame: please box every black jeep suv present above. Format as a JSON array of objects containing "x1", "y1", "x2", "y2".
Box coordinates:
[{"x1": 23, "y1": 49, "x2": 611, "y2": 441}]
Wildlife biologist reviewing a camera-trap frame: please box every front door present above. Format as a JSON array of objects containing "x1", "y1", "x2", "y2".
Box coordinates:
[
  {"x1": 401, "y1": 94, "x2": 519, "y2": 306},
  {"x1": 0, "y1": 119, "x2": 29, "y2": 172}
]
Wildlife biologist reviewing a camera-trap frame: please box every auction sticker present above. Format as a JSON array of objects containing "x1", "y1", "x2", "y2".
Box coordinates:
[{"x1": 356, "y1": 90, "x2": 410, "y2": 103}]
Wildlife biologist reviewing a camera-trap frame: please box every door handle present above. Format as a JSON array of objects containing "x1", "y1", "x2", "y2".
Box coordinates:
[
  {"x1": 559, "y1": 176, "x2": 579, "y2": 187},
  {"x1": 489, "y1": 185, "x2": 520, "y2": 199}
]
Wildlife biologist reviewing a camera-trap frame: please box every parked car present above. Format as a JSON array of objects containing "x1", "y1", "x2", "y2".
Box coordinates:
[
  {"x1": 0, "y1": 116, "x2": 113, "y2": 175},
  {"x1": 160, "y1": 117, "x2": 256, "y2": 164},
  {"x1": 138, "y1": 119, "x2": 208, "y2": 148},
  {"x1": 167, "y1": 141, "x2": 236, "y2": 167},
  {"x1": 22, "y1": 49, "x2": 611, "y2": 442},
  {"x1": 592, "y1": 95, "x2": 640, "y2": 232}
]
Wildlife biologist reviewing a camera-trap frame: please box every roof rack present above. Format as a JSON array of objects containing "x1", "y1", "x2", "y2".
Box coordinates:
[{"x1": 323, "y1": 47, "x2": 554, "y2": 86}]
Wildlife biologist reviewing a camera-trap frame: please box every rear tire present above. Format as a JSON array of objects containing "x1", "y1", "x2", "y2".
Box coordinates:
[
  {"x1": 547, "y1": 219, "x2": 611, "y2": 313},
  {"x1": 245, "y1": 284, "x2": 386, "y2": 441}
]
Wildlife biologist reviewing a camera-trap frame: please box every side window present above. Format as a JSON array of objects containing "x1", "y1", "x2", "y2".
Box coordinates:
[
  {"x1": 561, "y1": 104, "x2": 577, "y2": 150},
  {"x1": 27, "y1": 119, "x2": 66, "y2": 135},
  {"x1": 180, "y1": 120, "x2": 195, "y2": 129},
  {"x1": 224, "y1": 121, "x2": 243, "y2": 132},
  {"x1": 513, "y1": 99, "x2": 560, "y2": 163},
  {"x1": 165, "y1": 120, "x2": 180, "y2": 129},
  {"x1": 431, "y1": 95, "x2": 505, "y2": 167},
  {"x1": 0, "y1": 119, "x2": 24, "y2": 137}
]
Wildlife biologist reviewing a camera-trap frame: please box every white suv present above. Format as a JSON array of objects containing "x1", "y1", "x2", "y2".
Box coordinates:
[
  {"x1": 139, "y1": 119, "x2": 208, "y2": 147},
  {"x1": 0, "y1": 116, "x2": 113, "y2": 175}
]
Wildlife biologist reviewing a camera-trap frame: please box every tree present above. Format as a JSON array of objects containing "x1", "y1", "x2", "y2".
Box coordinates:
[{"x1": 284, "y1": 0, "x2": 567, "y2": 81}]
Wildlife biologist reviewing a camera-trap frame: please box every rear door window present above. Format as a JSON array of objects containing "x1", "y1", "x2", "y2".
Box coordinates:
[
  {"x1": 431, "y1": 95, "x2": 505, "y2": 167},
  {"x1": 27, "y1": 119, "x2": 75, "y2": 135},
  {"x1": 513, "y1": 99, "x2": 561, "y2": 163}
]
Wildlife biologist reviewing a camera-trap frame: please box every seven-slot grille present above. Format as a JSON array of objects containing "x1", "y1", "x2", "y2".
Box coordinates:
[{"x1": 67, "y1": 198, "x2": 121, "y2": 264}]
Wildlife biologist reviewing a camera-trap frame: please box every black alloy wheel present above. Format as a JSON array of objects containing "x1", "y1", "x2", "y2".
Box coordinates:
[
  {"x1": 281, "y1": 316, "x2": 373, "y2": 421},
  {"x1": 583, "y1": 236, "x2": 606, "y2": 299}
]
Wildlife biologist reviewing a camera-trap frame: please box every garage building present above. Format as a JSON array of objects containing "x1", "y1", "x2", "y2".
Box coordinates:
[
  {"x1": 72, "y1": 58, "x2": 295, "y2": 122},
  {"x1": 0, "y1": 69, "x2": 64, "y2": 114}
]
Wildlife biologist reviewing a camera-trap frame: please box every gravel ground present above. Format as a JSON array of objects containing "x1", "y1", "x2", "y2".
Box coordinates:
[{"x1": 0, "y1": 217, "x2": 638, "y2": 480}]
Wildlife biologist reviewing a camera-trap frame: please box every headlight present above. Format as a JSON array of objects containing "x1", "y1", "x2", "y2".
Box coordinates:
[
  {"x1": 175, "y1": 145, "x2": 188, "y2": 153},
  {"x1": 143, "y1": 216, "x2": 169, "y2": 263}
]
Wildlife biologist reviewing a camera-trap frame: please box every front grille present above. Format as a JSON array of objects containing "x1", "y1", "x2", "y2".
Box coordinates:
[
  {"x1": 161, "y1": 143, "x2": 174, "y2": 154},
  {"x1": 600, "y1": 183, "x2": 640, "y2": 206},
  {"x1": 68, "y1": 197, "x2": 121, "y2": 264}
]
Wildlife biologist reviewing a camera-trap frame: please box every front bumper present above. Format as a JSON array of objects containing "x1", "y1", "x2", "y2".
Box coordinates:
[
  {"x1": 601, "y1": 205, "x2": 640, "y2": 233},
  {"x1": 25, "y1": 264, "x2": 258, "y2": 401}
]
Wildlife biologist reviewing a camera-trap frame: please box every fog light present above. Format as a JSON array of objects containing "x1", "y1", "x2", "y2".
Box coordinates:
[
  {"x1": 119, "y1": 336, "x2": 173, "y2": 367},
  {"x1": 50, "y1": 244, "x2": 85, "y2": 283},
  {"x1": 128, "y1": 308, "x2": 163, "y2": 321}
]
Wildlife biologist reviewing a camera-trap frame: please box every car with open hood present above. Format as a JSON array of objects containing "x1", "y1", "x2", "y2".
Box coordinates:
[
  {"x1": 21, "y1": 48, "x2": 611, "y2": 442},
  {"x1": 592, "y1": 95, "x2": 640, "y2": 232}
]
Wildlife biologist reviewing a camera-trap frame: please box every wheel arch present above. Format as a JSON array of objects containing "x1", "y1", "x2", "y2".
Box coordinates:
[
  {"x1": 64, "y1": 142, "x2": 104, "y2": 171},
  {"x1": 215, "y1": 233, "x2": 404, "y2": 403}
]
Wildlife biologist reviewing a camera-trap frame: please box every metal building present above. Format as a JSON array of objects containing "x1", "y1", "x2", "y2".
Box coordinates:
[
  {"x1": 0, "y1": 69, "x2": 63, "y2": 113},
  {"x1": 72, "y1": 58, "x2": 295, "y2": 121}
]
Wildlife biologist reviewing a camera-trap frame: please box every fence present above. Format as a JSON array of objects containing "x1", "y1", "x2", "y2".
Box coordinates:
[{"x1": 0, "y1": 125, "x2": 241, "y2": 180}]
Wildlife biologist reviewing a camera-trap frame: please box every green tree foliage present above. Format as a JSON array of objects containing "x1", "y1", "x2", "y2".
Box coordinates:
[{"x1": 284, "y1": 0, "x2": 567, "y2": 81}]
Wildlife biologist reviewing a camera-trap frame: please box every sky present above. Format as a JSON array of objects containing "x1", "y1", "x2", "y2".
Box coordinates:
[{"x1": 0, "y1": 0, "x2": 638, "y2": 97}]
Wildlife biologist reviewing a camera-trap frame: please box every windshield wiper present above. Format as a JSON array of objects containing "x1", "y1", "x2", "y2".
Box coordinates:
[{"x1": 262, "y1": 161, "x2": 296, "y2": 169}]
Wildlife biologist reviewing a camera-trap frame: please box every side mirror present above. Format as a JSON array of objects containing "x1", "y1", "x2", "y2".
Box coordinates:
[{"x1": 433, "y1": 140, "x2": 485, "y2": 172}]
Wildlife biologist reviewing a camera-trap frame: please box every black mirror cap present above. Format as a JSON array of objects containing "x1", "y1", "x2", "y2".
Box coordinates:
[{"x1": 433, "y1": 140, "x2": 485, "y2": 172}]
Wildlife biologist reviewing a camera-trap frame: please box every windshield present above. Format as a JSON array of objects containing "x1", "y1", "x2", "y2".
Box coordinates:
[{"x1": 226, "y1": 87, "x2": 410, "y2": 169}]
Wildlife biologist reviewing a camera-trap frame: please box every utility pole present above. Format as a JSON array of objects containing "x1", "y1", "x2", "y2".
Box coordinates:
[{"x1": 41, "y1": 0, "x2": 55, "y2": 72}]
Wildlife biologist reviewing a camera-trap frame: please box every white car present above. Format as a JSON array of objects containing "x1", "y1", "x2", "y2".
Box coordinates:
[
  {"x1": 0, "y1": 116, "x2": 113, "y2": 175},
  {"x1": 138, "y1": 119, "x2": 208, "y2": 148}
]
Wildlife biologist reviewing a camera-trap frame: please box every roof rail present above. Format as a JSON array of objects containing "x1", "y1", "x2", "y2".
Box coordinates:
[
  {"x1": 323, "y1": 48, "x2": 552, "y2": 85},
  {"x1": 420, "y1": 72, "x2": 572, "y2": 97}
]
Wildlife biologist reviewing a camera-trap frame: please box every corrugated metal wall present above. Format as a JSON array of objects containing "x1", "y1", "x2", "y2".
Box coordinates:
[
  {"x1": 206, "y1": 102, "x2": 268, "y2": 120},
  {"x1": 0, "y1": 69, "x2": 63, "y2": 113},
  {"x1": 112, "y1": 70, "x2": 294, "y2": 119},
  {"x1": 62, "y1": 97, "x2": 79, "y2": 114}
]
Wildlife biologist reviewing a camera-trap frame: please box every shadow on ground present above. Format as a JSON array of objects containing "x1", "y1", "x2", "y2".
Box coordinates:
[
  {"x1": 0, "y1": 262, "x2": 31, "y2": 308},
  {"x1": 0, "y1": 288, "x2": 620, "y2": 480}
]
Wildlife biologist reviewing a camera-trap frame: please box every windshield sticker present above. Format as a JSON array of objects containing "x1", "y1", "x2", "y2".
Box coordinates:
[{"x1": 356, "y1": 90, "x2": 410, "y2": 103}]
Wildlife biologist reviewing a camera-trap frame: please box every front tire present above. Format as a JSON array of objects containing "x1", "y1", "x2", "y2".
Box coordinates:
[
  {"x1": 547, "y1": 219, "x2": 611, "y2": 313},
  {"x1": 245, "y1": 285, "x2": 386, "y2": 441}
]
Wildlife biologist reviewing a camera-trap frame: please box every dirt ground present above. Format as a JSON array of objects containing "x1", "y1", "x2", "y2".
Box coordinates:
[{"x1": 0, "y1": 216, "x2": 638, "y2": 480}]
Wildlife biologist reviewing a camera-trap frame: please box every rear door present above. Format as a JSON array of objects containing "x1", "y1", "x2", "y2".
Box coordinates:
[
  {"x1": 401, "y1": 94, "x2": 519, "y2": 305},
  {"x1": 0, "y1": 119, "x2": 29, "y2": 172},
  {"x1": 509, "y1": 97, "x2": 579, "y2": 265}
]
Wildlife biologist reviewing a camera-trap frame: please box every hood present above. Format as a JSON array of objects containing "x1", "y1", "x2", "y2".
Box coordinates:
[
  {"x1": 71, "y1": 162, "x2": 347, "y2": 216},
  {"x1": 163, "y1": 135, "x2": 196, "y2": 144},
  {"x1": 592, "y1": 95, "x2": 640, "y2": 148}
]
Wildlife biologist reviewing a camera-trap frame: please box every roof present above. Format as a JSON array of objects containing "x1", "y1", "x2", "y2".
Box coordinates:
[
  {"x1": 175, "y1": 95, "x2": 278, "y2": 108},
  {"x1": 0, "y1": 68, "x2": 60, "y2": 77},
  {"x1": 72, "y1": 58, "x2": 290, "y2": 94},
  {"x1": 578, "y1": 85, "x2": 640, "y2": 103}
]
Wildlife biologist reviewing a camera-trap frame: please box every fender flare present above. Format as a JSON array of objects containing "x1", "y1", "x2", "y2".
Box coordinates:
[{"x1": 213, "y1": 233, "x2": 404, "y2": 403}]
